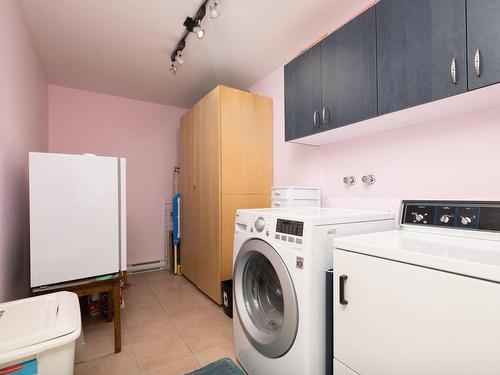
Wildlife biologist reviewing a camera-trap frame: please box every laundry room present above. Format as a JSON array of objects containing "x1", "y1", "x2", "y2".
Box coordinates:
[{"x1": 1, "y1": 0, "x2": 500, "y2": 374}]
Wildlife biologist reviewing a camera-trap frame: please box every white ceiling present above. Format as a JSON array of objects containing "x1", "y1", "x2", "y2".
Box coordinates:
[{"x1": 19, "y1": 0, "x2": 374, "y2": 108}]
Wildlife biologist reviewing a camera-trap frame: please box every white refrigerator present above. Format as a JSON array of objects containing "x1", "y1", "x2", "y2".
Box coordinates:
[{"x1": 29, "y1": 152, "x2": 127, "y2": 287}]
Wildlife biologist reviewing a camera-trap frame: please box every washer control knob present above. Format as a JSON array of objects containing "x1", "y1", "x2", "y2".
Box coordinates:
[
  {"x1": 440, "y1": 214, "x2": 451, "y2": 224},
  {"x1": 255, "y1": 217, "x2": 265, "y2": 233},
  {"x1": 460, "y1": 216, "x2": 472, "y2": 226},
  {"x1": 412, "y1": 212, "x2": 424, "y2": 222}
]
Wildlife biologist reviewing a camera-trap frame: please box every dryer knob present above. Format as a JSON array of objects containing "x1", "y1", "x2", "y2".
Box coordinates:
[
  {"x1": 255, "y1": 217, "x2": 265, "y2": 233},
  {"x1": 460, "y1": 216, "x2": 472, "y2": 226}
]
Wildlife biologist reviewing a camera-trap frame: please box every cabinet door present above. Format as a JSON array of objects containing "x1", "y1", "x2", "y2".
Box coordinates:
[
  {"x1": 377, "y1": 0, "x2": 467, "y2": 115},
  {"x1": 467, "y1": 0, "x2": 500, "y2": 89},
  {"x1": 284, "y1": 44, "x2": 322, "y2": 141},
  {"x1": 333, "y1": 250, "x2": 500, "y2": 375},
  {"x1": 193, "y1": 88, "x2": 222, "y2": 304},
  {"x1": 321, "y1": 7, "x2": 377, "y2": 129},
  {"x1": 179, "y1": 111, "x2": 197, "y2": 284},
  {"x1": 220, "y1": 86, "x2": 273, "y2": 195}
]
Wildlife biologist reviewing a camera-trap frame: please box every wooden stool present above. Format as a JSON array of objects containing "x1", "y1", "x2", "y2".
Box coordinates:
[{"x1": 32, "y1": 273, "x2": 123, "y2": 353}]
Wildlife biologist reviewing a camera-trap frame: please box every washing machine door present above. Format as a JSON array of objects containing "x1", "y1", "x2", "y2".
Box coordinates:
[{"x1": 233, "y1": 238, "x2": 298, "y2": 358}]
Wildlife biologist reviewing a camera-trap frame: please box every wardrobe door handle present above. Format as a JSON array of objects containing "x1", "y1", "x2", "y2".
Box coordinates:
[
  {"x1": 450, "y1": 58, "x2": 457, "y2": 84},
  {"x1": 339, "y1": 275, "x2": 348, "y2": 305},
  {"x1": 313, "y1": 111, "x2": 320, "y2": 128},
  {"x1": 474, "y1": 49, "x2": 481, "y2": 77},
  {"x1": 322, "y1": 107, "x2": 330, "y2": 125}
]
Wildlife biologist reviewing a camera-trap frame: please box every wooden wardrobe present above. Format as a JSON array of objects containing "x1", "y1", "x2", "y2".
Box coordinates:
[{"x1": 179, "y1": 85, "x2": 273, "y2": 304}]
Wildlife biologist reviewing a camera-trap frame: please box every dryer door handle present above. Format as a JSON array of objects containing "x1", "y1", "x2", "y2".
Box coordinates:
[{"x1": 339, "y1": 275, "x2": 348, "y2": 305}]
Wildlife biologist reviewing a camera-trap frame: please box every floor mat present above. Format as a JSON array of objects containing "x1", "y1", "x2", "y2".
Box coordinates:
[{"x1": 186, "y1": 358, "x2": 244, "y2": 375}]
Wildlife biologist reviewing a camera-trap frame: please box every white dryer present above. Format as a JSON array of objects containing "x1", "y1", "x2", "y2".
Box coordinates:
[
  {"x1": 232, "y1": 207, "x2": 395, "y2": 375},
  {"x1": 332, "y1": 201, "x2": 500, "y2": 375}
]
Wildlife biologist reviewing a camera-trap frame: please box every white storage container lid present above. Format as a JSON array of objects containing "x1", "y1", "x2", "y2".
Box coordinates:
[{"x1": 0, "y1": 292, "x2": 81, "y2": 359}]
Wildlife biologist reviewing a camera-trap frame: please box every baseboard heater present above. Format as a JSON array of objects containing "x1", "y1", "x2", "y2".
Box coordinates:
[{"x1": 127, "y1": 260, "x2": 167, "y2": 274}]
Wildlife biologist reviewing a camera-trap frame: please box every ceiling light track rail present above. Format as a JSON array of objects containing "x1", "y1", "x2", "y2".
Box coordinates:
[{"x1": 169, "y1": 0, "x2": 221, "y2": 75}]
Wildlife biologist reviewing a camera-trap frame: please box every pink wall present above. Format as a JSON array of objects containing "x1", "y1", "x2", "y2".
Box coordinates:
[
  {"x1": 319, "y1": 107, "x2": 500, "y2": 213},
  {"x1": 0, "y1": 0, "x2": 48, "y2": 302},
  {"x1": 250, "y1": 68, "x2": 500, "y2": 215},
  {"x1": 49, "y1": 85, "x2": 186, "y2": 265}
]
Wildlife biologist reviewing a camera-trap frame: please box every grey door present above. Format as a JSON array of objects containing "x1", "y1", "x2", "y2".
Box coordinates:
[
  {"x1": 377, "y1": 0, "x2": 467, "y2": 115},
  {"x1": 467, "y1": 0, "x2": 500, "y2": 90},
  {"x1": 233, "y1": 239, "x2": 298, "y2": 358},
  {"x1": 284, "y1": 44, "x2": 322, "y2": 141},
  {"x1": 321, "y1": 6, "x2": 377, "y2": 129}
]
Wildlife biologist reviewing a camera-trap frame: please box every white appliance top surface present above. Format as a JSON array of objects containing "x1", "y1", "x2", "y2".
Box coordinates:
[
  {"x1": 0, "y1": 292, "x2": 81, "y2": 355},
  {"x1": 335, "y1": 229, "x2": 500, "y2": 283},
  {"x1": 237, "y1": 207, "x2": 394, "y2": 224}
]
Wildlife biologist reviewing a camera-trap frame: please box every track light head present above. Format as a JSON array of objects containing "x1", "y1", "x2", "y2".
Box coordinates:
[
  {"x1": 208, "y1": 1, "x2": 221, "y2": 19},
  {"x1": 175, "y1": 51, "x2": 184, "y2": 66},
  {"x1": 184, "y1": 17, "x2": 205, "y2": 39},
  {"x1": 193, "y1": 20, "x2": 205, "y2": 39},
  {"x1": 169, "y1": 62, "x2": 178, "y2": 75}
]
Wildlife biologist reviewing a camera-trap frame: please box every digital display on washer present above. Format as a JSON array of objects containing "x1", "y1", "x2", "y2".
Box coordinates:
[{"x1": 276, "y1": 219, "x2": 304, "y2": 237}]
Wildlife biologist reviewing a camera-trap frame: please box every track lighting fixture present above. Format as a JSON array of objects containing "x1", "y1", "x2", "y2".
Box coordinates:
[
  {"x1": 169, "y1": 0, "x2": 221, "y2": 75},
  {"x1": 208, "y1": 1, "x2": 221, "y2": 19}
]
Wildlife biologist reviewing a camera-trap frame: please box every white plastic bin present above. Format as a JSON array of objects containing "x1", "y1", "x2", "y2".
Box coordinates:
[
  {"x1": 0, "y1": 292, "x2": 81, "y2": 375},
  {"x1": 271, "y1": 186, "x2": 321, "y2": 207}
]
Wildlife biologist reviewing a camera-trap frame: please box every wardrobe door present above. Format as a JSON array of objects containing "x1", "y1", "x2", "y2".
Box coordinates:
[
  {"x1": 179, "y1": 110, "x2": 197, "y2": 284},
  {"x1": 220, "y1": 86, "x2": 273, "y2": 195},
  {"x1": 193, "y1": 88, "x2": 222, "y2": 304},
  {"x1": 220, "y1": 86, "x2": 273, "y2": 281}
]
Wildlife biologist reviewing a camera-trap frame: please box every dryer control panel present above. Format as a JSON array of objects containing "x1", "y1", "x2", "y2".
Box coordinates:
[{"x1": 402, "y1": 201, "x2": 500, "y2": 232}]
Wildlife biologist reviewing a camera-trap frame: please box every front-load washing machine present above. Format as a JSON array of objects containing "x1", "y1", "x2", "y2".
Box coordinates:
[{"x1": 232, "y1": 207, "x2": 395, "y2": 375}]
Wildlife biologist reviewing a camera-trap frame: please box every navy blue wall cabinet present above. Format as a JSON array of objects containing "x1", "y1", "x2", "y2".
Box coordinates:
[
  {"x1": 467, "y1": 0, "x2": 500, "y2": 90},
  {"x1": 376, "y1": 0, "x2": 467, "y2": 116},
  {"x1": 284, "y1": 0, "x2": 500, "y2": 144}
]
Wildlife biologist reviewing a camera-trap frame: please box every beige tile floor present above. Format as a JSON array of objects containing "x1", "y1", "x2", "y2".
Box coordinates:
[{"x1": 74, "y1": 270, "x2": 239, "y2": 375}]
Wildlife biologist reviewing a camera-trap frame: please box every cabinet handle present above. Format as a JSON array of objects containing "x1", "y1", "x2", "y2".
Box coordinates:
[
  {"x1": 450, "y1": 58, "x2": 457, "y2": 85},
  {"x1": 313, "y1": 111, "x2": 320, "y2": 128},
  {"x1": 474, "y1": 49, "x2": 481, "y2": 77},
  {"x1": 339, "y1": 275, "x2": 348, "y2": 305},
  {"x1": 322, "y1": 107, "x2": 331, "y2": 125}
]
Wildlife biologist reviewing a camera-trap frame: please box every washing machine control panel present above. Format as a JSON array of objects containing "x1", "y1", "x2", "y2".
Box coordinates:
[
  {"x1": 275, "y1": 219, "x2": 304, "y2": 245},
  {"x1": 402, "y1": 201, "x2": 500, "y2": 232},
  {"x1": 276, "y1": 219, "x2": 304, "y2": 236}
]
